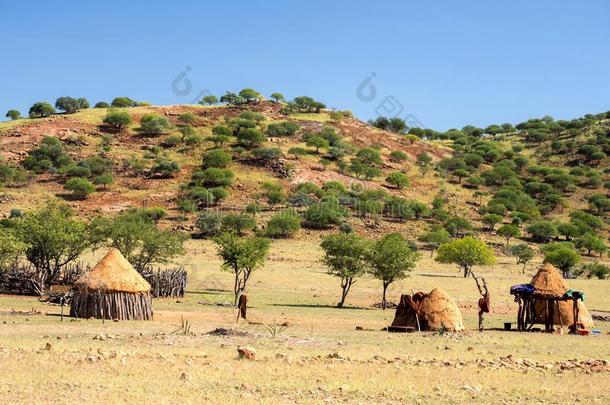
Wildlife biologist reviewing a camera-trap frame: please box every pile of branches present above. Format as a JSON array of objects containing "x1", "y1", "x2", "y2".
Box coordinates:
[
  {"x1": 0, "y1": 262, "x2": 88, "y2": 296},
  {"x1": 140, "y1": 267, "x2": 187, "y2": 298}
]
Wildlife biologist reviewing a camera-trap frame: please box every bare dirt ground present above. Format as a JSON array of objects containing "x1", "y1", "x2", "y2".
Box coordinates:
[{"x1": 1, "y1": 240, "x2": 608, "y2": 404}]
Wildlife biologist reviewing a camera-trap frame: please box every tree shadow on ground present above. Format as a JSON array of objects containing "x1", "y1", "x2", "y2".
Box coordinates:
[{"x1": 271, "y1": 303, "x2": 371, "y2": 310}]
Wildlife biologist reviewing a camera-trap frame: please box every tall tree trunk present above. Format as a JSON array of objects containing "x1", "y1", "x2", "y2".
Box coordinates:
[
  {"x1": 463, "y1": 265, "x2": 470, "y2": 278},
  {"x1": 381, "y1": 281, "x2": 390, "y2": 310}
]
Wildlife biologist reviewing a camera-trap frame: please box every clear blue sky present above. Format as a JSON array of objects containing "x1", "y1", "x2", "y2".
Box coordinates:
[{"x1": 1, "y1": 0, "x2": 609, "y2": 130}]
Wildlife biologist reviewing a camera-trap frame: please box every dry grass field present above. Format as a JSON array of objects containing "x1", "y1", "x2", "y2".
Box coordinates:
[{"x1": 1, "y1": 239, "x2": 609, "y2": 404}]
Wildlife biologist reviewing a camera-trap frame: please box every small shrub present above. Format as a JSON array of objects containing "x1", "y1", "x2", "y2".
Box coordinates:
[
  {"x1": 202, "y1": 149, "x2": 232, "y2": 168},
  {"x1": 151, "y1": 158, "x2": 180, "y2": 178},
  {"x1": 64, "y1": 177, "x2": 94, "y2": 199},
  {"x1": 222, "y1": 214, "x2": 256, "y2": 235},
  {"x1": 195, "y1": 211, "x2": 224, "y2": 238},
  {"x1": 162, "y1": 135, "x2": 182, "y2": 148},
  {"x1": 103, "y1": 110, "x2": 132, "y2": 131},
  {"x1": 139, "y1": 114, "x2": 171, "y2": 136},
  {"x1": 192, "y1": 168, "x2": 234, "y2": 187},
  {"x1": 265, "y1": 210, "x2": 301, "y2": 238}
]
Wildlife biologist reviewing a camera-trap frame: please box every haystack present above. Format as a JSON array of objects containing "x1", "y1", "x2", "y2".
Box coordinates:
[
  {"x1": 70, "y1": 249, "x2": 153, "y2": 320},
  {"x1": 526, "y1": 263, "x2": 594, "y2": 329},
  {"x1": 390, "y1": 288, "x2": 465, "y2": 332}
]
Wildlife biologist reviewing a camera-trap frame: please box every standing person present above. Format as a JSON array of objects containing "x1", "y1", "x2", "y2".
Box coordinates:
[{"x1": 236, "y1": 290, "x2": 248, "y2": 322}]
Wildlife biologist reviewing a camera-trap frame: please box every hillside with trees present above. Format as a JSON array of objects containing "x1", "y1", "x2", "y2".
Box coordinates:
[{"x1": 1, "y1": 91, "x2": 609, "y2": 280}]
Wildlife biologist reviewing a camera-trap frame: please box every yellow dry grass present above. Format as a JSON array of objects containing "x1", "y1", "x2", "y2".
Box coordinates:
[{"x1": 1, "y1": 240, "x2": 609, "y2": 404}]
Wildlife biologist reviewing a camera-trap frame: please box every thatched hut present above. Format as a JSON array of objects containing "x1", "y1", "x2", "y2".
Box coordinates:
[
  {"x1": 70, "y1": 249, "x2": 153, "y2": 320},
  {"x1": 511, "y1": 263, "x2": 594, "y2": 331},
  {"x1": 390, "y1": 288, "x2": 465, "y2": 332}
]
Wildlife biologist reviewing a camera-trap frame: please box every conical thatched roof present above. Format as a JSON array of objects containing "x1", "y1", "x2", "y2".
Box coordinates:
[
  {"x1": 530, "y1": 263, "x2": 567, "y2": 298},
  {"x1": 419, "y1": 288, "x2": 465, "y2": 332},
  {"x1": 74, "y1": 249, "x2": 150, "y2": 293}
]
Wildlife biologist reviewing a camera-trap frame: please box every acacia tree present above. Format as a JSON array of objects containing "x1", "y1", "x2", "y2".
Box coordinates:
[
  {"x1": 368, "y1": 233, "x2": 421, "y2": 309},
  {"x1": 5, "y1": 110, "x2": 21, "y2": 120},
  {"x1": 508, "y1": 243, "x2": 535, "y2": 273},
  {"x1": 320, "y1": 233, "x2": 370, "y2": 308},
  {"x1": 214, "y1": 233, "x2": 271, "y2": 304},
  {"x1": 15, "y1": 202, "x2": 93, "y2": 291},
  {"x1": 497, "y1": 224, "x2": 521, "y2": 245},
  {"x1": 91, "y1": 210, "x2": 187, "y2": 272},
  {"x1": 435, "y1": 236, "x2": 496, "y2": 277},
  {"x1": 418, "y1": 228, "x2": 450, "y2": 257}
]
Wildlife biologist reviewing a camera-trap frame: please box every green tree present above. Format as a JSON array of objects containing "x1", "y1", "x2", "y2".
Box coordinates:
[
  {"x1": 368, "y1": 233, "x2": 421, "y2": 309},
  {"x1": 139, "y1": 113, "x2": 171, "y2": 135},
  {"x1": 320, "y1": 233, "x2": 371, "y2": 308},
  {"x1": 386, "y1": 171, "x2": 410, "y2": 189},
  {"x1": 543, "y1": 245, "x2": 581, "y2": 278},
  {"x1": 5, "y1": 110, "x2": 21, "y2": 120},
  {"x1": 306, "y1": 136, "x2": 329, "y2": 154},
  {"x1": 239, "y1": 88, "x2": 262, "y2": 104},
  {"x1": 202, "y1": 149, "x2": 232, "y2": 168},
  {"x1": 497, "y1": 224, "x2": 521, "y2": 245},
  {"x1": 55, "y1": 96, "x2": 81, "y2": 114},
  {"x1": 574, "y1": 233, "x2": 607, "y2": 257},
  {"x1": 16, "y1": 202, "x2": 93, "y2": 289},
  {"x1": 270, "y1": 93, "x2": 285, "y2": 103},
  {"x1": 507, "y1": 243, "x2": 535, "y2": 273},
  {"x1": 214, "y1": 233, "x2": 271, "y2": 304},
  {"x1": 435, "y1": 236, "x2": 496, "y2": 277},
  {"x1": 416, "y1": 153, "x2": 432, "y2": 176},
  {"x1": 236, "y1": 128, "x2": 265, "y2": 149},
  {"x1": 390, "y1": 150, "x2": 407, "y2": 162},
  {"x1": 93, "y1": 173, "x2": 113, "y2": 190},
  {"x1": 92, "y1": 210, "x2": 186, "y2": 272},
  {"x1": 418, "y1": 228, "x2": 450, "y2": 257},
  {"x1": 265, "y1": 210, "x2": 301, "y2": 238},
  {"x1": 526, "y1": 220, "x2": 558, "y2": 243},
  {"x1": 201, "y1": 95, "x2": 218, "y2": 105},
  {"x1": 103, "y1": 110, "x2": 132, "y2": 132},
  {"x1": 222, "y1": 214, "x2": 256, "y2": 236},
  {"x1": 29, "y1": 102, "x2": 55, "y2": 118},
  {"x1": 111, "y1": 97, "x2": 135, "y2": 108},
  {"x1": 0, "y1": 231, "x2": 26, "y2": 271},
  {"x1": 64, "y1": 177, "x2": 94, "y2": 199},
  {"x1": 151, "y1": 158, "x2": 180, "y2": 178},
  {"x1": 94, "y1": 102, "x2": 110, "y2": 108},
  {"x1": 482, "y1": 213, "x2": 503, "y2": 231}
]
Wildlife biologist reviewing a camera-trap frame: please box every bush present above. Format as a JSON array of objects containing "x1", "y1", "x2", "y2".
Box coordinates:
[
  {"x1": 162, "y1": 135, "x2": 182, "y2": 148},
  {"x1": 212, "y1": 125, "x2": 233, "y2": 137},
  {"x1": 222, "y1": 214, "x2": 256, "y2": 235},
  {"x1": 23, "y1": 137, "x2": 72, "y2": 173},
  {"x1": 389, "y1": 150, "x2": 407, "y2": 162},
  {"x1": 526, "y1": 220, "x2": 558, "y2": 243},
  {"x1": 139, "y1": 114, "x2": 171, "y2": 136},
  {"x1": 580, "y1": 262, "x2": 610, "y2": 279},
  {"x1": 252, "y1": 147, "x2": 282, "y2": 162},
  {"x1": 202, "y1": 149, "x2": 232, "y2": 168},
  {"x1": 288, "y1": 147, "x2": 308, "y2": 157},
  {"x1": 195, "y1": 211, "x2": 224, "y2": 238},
  {"x1": 265, "y1": 210, "x2": 301, "y2": 238},
  {"x1": 55, "y1": 96, "x2": 83, "y2": 114},
  {"x1": 386, "y1": 171, "x2": 410, "y2": 188},
  {"x1": 303, "y1": 198, "x2": 347, "y2": 229},
  {"x1": 193, "y1": 168, "x2": 234, "y2": 187},
  {"x1": 236, "y1": 128, "x2": 265, "y2": 149},
  {"x1": 94, "y1": 102, "x2": 110, "y2": 108},
  {"x1": 64, "y1": 177, "x2": 94, "y2": 199},
  {"x1": 151, "y1": 158, "x2": 180, "y2": 178},
  {"x1": 184, "y1": 134, "x2": 203, "y2": 146},
  {"x1": 103, "y1": 110, "x2": 132, "y2": 131},
  {"x1": 266, "y1": 122, "x2": 299, "y2": 137}
]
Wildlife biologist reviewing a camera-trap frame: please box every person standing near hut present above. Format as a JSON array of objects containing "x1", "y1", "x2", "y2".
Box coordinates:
[{"x1": 236, "y1": 289, "x2": 248, "y2": 322}]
